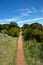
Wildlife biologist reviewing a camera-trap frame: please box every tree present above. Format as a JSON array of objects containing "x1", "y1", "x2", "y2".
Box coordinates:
[
  {"x1": 10, "y1": 22, "x2": 18, "y2": 27},
  {"x1": 8, "y1": 27, "x2": 19, "y2": 37},
  {"x1": 0, "y1": 24, "x2": 3, "y2": 30},
  {"x1": 22, "y1": 28, "x2": 33, "y2": 40},
  {"x1": 22, "y1": 24, "x2": 30, "y2": 31},
  {"x1": 30, "y1": 22, "x2": 42, "y2": 30}
]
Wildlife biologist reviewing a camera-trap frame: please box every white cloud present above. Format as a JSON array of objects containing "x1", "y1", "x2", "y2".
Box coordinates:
[
  {"x1": 5, "y1": 17, "x2": 21, "y2": 21},
  {"x1": 18, "y1": 7, "x2": 38, "y2": 16},
  {"x1": 18, "y1": 8, "x2": 32, "y2": 16},
  {"x1": 18, "y1": 17, "x2": 43, "y2": 24},
  {"x1": 21, "y1": 12, "x2": 30, "y2": 16},
  {"x1": 0, "y1": 16, "x2": 21, "y2": 24},
  {"x1": 18, "y1": 8, "x2": 32, "y2": 13}
]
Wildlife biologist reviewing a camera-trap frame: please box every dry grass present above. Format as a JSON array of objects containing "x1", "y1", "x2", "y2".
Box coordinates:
[
  {"x1": 0, "y1": 33, "x2": 17, "y2": 65},
  {"x1": 23, "y1": 40, "x2": 43, "y2": 65}
]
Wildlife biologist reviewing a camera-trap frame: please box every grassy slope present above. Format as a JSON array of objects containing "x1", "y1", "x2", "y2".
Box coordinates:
[
  {"x1": 23, "y1": 40, "x2": 43, "y2": 65},
  {"x1": 0, "y1": 33, "x2": 17, "y2": 65}
]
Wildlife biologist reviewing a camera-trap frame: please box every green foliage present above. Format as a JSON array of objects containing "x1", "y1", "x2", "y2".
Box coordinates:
[
  {"x1": 0, "y1": 22, "x2": 20, "y2": 37},
  {"x1": 40, "y1": 35, "x2": 43, "y2": 42},
  {"x1": 0, "y1": 24, "x2": 3, "y2": 31},
  {"x1": 8, "y1": 27, "x2": 19, "y2": 37},
  {"x1": 30, "y1": 22, "x2": 42, "y2": 30},
  {"x1": 40, "y1": 42, "x2": 43, "y2": 60},
  {"x1": 3, "y1": 24, "x2": 10, "y2": 30},
  {"x1": 10, "y1": 22, "x2": 18, "y2": 27},
  {"x1": 1, "y1": 29, "x2": 8, "y2": 34},
  {"x1": 22, "y1": 22, "x2": 43, "y2": 63},
  {"x1": 32, "y1": 29, "x2": 43, "y2": 42},
  {"x1": 22, "y1": 22, "x2": 43, "y2": 42},
  {"x1": 23, "y1": 28, "x2": 33, "y2": 40},
  {"x1": 23, "y1": 40, "x2": 41, "y2": 65},
  {"x1": 22, "y1": 24, "x2": 30, "y2": 30}
]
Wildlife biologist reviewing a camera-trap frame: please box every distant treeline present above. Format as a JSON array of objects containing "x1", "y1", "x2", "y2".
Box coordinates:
[
  {"x1": 22, "y1": 22, "x2": 43, "y2": 42},
  {"x1": 0, "y1": 22, "x2": 20, "y2": 37}
]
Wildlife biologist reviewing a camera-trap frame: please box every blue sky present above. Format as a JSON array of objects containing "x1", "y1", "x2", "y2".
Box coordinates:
[{"x1": 0, "y1": 0, "x2": 43, "y2": 26}]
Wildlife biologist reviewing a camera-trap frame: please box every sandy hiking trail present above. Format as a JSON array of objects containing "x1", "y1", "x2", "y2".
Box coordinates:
[{"x1": 16, "y1": 32, "x2": 26, "y2": 65}]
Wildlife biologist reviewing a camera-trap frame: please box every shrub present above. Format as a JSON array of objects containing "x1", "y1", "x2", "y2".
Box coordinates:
[
  {"x1": 8, "y1": 27, "x2": 19, "y2": 37},
  {"x1": 1, "y1": 29, "x2": 8, "y2": 34},
  {"x1": 23, "y1": 28, "x2": 33, "y2": 40},
  {"x1": 32, "y1": 29, "x2": 43, "y2": 42},
  {"x1": 22, "y1": 22, "x2": 43, "y2": 42},
  {"x1": 40, "y1": 42, "x2": 43, "y2": 60},
  {"x1": 0, "y1": 24, "x2": 3, "y2": 31},
  {"x1": 40, "y1": 35, "x2": 43, "y2": 42}
]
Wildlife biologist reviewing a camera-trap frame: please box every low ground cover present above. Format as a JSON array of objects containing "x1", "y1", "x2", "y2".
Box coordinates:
[{"x1": 0, "y1": 33, "x2": 17, "y2": 65}]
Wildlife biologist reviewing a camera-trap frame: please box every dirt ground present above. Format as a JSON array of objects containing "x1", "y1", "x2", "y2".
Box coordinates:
[{"x1": 16, "y1": 32, "x2": 26, "y2": 65}]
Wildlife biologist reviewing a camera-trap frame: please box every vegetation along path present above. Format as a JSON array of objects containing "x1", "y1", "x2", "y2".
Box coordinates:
[{"x1": 16, "y1": 32, "x2": 26, "y2": 65}]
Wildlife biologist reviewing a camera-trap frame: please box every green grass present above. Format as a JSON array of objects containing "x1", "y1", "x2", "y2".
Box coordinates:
[
  {"x1": 23, "y1": 39, "x2": 43, "y2": 65},
  {"x1": 0, "y1": 33, "x2": 17, "y2": 65}
]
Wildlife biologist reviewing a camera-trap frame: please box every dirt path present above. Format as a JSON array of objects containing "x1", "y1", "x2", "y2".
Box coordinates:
[{"x1": 16, "y1": 32, "x2": 26, "y2": 65}]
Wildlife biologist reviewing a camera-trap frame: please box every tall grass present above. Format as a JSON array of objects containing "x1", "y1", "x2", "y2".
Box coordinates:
[
  {"x1": 23, "y1": 40, "x2": 42, "y2": 65},
  {"x1": 0, "y1": 33, "x2": 17, "y2": 65}
]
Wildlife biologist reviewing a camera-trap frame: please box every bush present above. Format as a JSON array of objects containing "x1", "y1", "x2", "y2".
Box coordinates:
[
  {"x1": 0, "y1": 22, "x2": 20, "y2": 37},
  {"x1": 1, "y1": 29, "x2": 8, "y2": 34},
  {"x1": 0, "y1": 24, "x2": 3, "y2": 31},
  {"x1": 32, "y1": 29, "x2": 43, "y2": 42},
  {"x1": 8, "y1": 27, "x2": 19, "y2": 37},
  {"x1": 22, "y1": 22, "x2": 43, "y2": 42},
  {"x1": 23, "y1": 28, "x2": 33, "y2": 40},
  {"x1": 40, "y1": 35, "x2": 43, "y2": 42}
]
